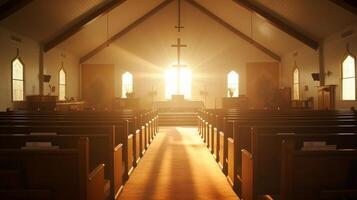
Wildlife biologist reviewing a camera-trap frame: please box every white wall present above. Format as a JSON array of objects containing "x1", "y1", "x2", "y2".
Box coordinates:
[
  {"x1": 84, "y1": 1, "x2": 275, "y2": 108},
  {"x1": 43, "y1": 48, "x2": 80, "y2": 100},
  {"x1": 0, "y1": 27, "x2": 80, "y2": 111},
  {"x1": 281, "y1": 45, "x2": 320, "y2": 108},
  {"x1": 281, "y1": 22, "x2": 357, "y2": 109}
]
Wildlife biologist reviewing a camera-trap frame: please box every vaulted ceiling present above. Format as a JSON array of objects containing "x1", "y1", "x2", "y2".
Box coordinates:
[{"x1": 0, "y1": 0, "x2": 356, "y2": 62}]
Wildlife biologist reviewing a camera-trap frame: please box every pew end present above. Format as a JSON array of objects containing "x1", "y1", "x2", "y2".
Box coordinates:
[
  {"x1": 227, "y1": 137, "x2": 235, "y2": 187},
  {"x1": 88, "y1": 164, "x2": 106, "y2": 200},
  {"x1": 114, "y1": 143, "x2": 123, "y2": 200},
  {"x1": 242, "y1": 149, "x2": 253, "y2": 200}
]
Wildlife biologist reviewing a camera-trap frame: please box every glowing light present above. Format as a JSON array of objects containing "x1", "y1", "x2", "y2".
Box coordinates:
[
  {"x1": 342, "y1": 55, "x2": 356, "y2": 100},
  {"x1": 227, "y1": 71, "x2": 239, "y2": 97},
  {"x1": 122, "y1": 72, "x2": 133, "y2": 98},
  {"x1": 165, "y1": 67, "x2": 192, "y2": 99}
]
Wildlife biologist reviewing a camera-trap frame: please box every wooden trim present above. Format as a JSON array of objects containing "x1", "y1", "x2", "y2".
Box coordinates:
[
  {"x1": 80, "y1": 0, "x2": 174, "y2": 63},
  {"x1": 43, "y1": 0, "x2": 127, "y2": 52},
  {"x1": 0, "y1": 0, "x2": 33, "y2": 21},
  {"x1": 330, "y1": 0, "x2": 357, "y2": 16},
  {"x1": 88, "y1": 164, "x2": 105, "y2": 181},
  {"x1": 232, "y1": 0, "x2": 319, "y2": 50},
  {"x1": 186, "y1": 0, "x2": 281, "y2": 61}
]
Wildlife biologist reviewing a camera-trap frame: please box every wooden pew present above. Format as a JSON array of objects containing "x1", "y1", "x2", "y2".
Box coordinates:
[
  {"x1": 0, "y1": 110, "x2": 159, "y2": 194},
  {"x1": 0, "y1": 125, "x2": 124, "y2": 200},
  {"x1": 280, "y1": 139, "x2": 357, "y2": 200},
  {"x1": 240, "y1": 131, "x2": 357, "y2": 200},
  {"x1": 0, "y1": 137, "x2": 106, "y2": 200},
  {"x1": 198, "y1": 109, "x2": 357, "y2": 196}
]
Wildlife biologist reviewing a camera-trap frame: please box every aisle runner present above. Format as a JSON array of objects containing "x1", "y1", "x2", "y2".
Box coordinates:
[{"x1": 118, "y1": 127, "x2": 239, "y2": 200}]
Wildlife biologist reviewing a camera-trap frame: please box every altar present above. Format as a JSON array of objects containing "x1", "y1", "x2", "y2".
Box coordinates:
[
  {"x1": 153, "y1": 95, "x2": 203, "y2": 111},
  {"x1": 154, "y1": 95, "x2": 203, "y2": 126}
]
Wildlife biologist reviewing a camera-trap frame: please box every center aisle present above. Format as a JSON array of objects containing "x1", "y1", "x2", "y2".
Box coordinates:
[{"x1": 118, "y1": 127, "x2": 239, "y2": 200}]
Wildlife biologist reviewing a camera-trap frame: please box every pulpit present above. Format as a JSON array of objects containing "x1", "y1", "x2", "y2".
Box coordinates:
[
  {"x1": 113, "y1": 98, "x2": 141, "y2": 109},
  {"x1": 222, "y1": 96, "x2": 249, "y2": 109},
  {"x1": 26, "y1": 95, "x2": 57, "y2": 111},
  {"x1": 317, "y1": 85, "x2": 336, "y2": 110},
  {"x1": 171, "y1": 94, "x2": 185, "y2": 102}
]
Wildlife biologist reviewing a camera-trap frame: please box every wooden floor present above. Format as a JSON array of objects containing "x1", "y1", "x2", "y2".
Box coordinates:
[{"x1": 119, "y1": 127, "x2": 239, "y2": 200}]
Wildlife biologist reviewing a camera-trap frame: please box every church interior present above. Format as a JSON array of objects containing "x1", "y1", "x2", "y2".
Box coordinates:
[{"x1": 0, "y1": 0, "x2": 357, "y2": 199}]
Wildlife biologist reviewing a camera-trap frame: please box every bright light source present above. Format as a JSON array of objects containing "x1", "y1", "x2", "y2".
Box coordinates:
[
  {"x1": 165, "y1": 67, "x2": 192, "y2": 99},
  {"x1": 227, "y1": 71, "x2": 239, "y2": 97}
]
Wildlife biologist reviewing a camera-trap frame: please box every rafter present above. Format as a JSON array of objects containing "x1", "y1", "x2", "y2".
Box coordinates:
[
  {"x1": 330, "y1": 0, "x2": 357, "y2": 15},
  {"x1": 43, "y1": 0, "x2": 127, "y2": 52},
  {"x1": 232, "y1": 0, "x2": 319, "y2": 50},
  {"x1": 80, "y1": 0, "x2": 174, "y2": 63},
  {"x1": 0, "y1": 0, "x2": 33, "y2": 21},
  {"x1": 186, "y1": 0, "x2": 280, "y2": 61}
]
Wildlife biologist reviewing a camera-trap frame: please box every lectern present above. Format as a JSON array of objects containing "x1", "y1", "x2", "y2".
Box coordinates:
[{"x1": 26, "y1": 95, "x2": 57, "y2": 111}]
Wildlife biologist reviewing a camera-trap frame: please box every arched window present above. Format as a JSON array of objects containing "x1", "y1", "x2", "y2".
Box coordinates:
[
  {"x1": 59, "y1": 68, "x2": 66, "y2": 101},
  {"x1": 342, "y1": 54, "x2": 356, "y2": 100},
  {"x1": 293, "y1": 68, "x2": 300, "y2": 100},
  {"x1": 227, "y1": 71, "x2": 239, "y2": 97},
  {"x1": 12, "y1": 58, "x2": 24, "y2": 101},
  {"x1": 122, "y1": 72, "x2": 133, "y2": 98}
]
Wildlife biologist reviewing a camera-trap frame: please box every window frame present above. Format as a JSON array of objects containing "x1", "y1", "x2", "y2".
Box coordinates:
[
  {"x1": 11, "y1": 56, "x2": 25, "y2": 102},
  {"x1": 58, "y1": 67, "x2": 67, "y2": 101},
  {"x1": 122, "y1": 71, "x2": 133, "y2": 98},
  {"x1": 340, "y1": 52, "x2": 356, "y2": 101},
  {"x1": 227, "y1": 70, "x2": 239, "y2": 97},
  {"x1": 292, "y1": 67, "x2": 300, "y2": 100}
]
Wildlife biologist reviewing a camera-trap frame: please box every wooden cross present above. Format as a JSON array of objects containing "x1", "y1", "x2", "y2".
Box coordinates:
[
  {"x1": 174, "y1": 0, "x2": 184, "y2": 32},
  {"x1": 171, "y1": 38, "x2": 187, "y2": 94}
]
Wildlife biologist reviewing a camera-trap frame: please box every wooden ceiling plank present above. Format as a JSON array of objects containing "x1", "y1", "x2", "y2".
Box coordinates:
[
  {"x1": 43, "y1": 0, "x2": 127, "y2": 52},
  {"x1": 186, "y1": 0, "x2": 281, "y2": 61},
  {"x1": 232, "y1": 0, "x2": 319, "y2": 50},
  {"x1": 80, "y1": 0, "x2": 174, "y2": 63},
  {"x1": 0, "y1": 0, "x2": 34, "y2": 21},
  {"x1": 330, "y1": 0, "x2": 357, "y2": 16}
]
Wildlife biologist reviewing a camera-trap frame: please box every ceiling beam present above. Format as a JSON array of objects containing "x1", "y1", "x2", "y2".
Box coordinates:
[
  {"x1": 330, "y1": 0, "x2": 357, "y2": 16},
  {"x1": 0, "y1": 0, "x2": 33, "y2": 21},
  {"x1": 232, "y1": 0, "x2": 319, "y2": 50},
  {"x1": 43, "y1": 0, "x2": 127, "y2": 52},
  {"x1": 186, "y1": 0, "x2": 280, "y2": 61},
  {"x1": 80, "y1": 0, "x2": 174, "y2": 63}
]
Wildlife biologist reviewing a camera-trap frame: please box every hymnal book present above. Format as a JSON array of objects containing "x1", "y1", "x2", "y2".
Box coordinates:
[
  {"x1": 25, "y1": 142, "x2": 52, "y2": 147},
  {"x1": 301, "y1": 141, "x2": 337, "y2": 151},
  {"x1": 22, "y1": 142, "x2": 59, "y2": 149},
  {"x1": 30, "y1": 132, "x2": 57, "y2": 136}
]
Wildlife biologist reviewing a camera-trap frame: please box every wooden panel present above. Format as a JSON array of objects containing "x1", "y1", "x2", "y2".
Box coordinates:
[
  {"x1": 127, "y1": 134, "x2": 133, "y2": 175},
  {"x1": 113, "y1": 144, "x2": 123, "y2": 199},
  {"x1": 227, "y1": 138, "x2": 235, "y2": 186},
  {"x1": 214, "y1": 128, "x2": 218, "y2": 160},
  {"x1": 317, "y1": 85, "x2": 336, "y2": 110},
  {"x1": 219, "y1": 132, "x2": 224, "y2": 169},
  {"x1": 26, "y1": 95, "x2": 57, "y2": 111},
  {"x1": 81, "y1": 64, "x2": 114, "y2": 110},
  {"x1": 242, "y1": 150, "x2": 253, "y2": 200},
  {"x1": 135, "y1": 130, "x2": 141, "y2": 163},
  {"x1": 246, "y1": 62, "x2": 279, "y2": 109},
  {"x1": 222, "y1": 97, "x2": 249, "y2": 109}
]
